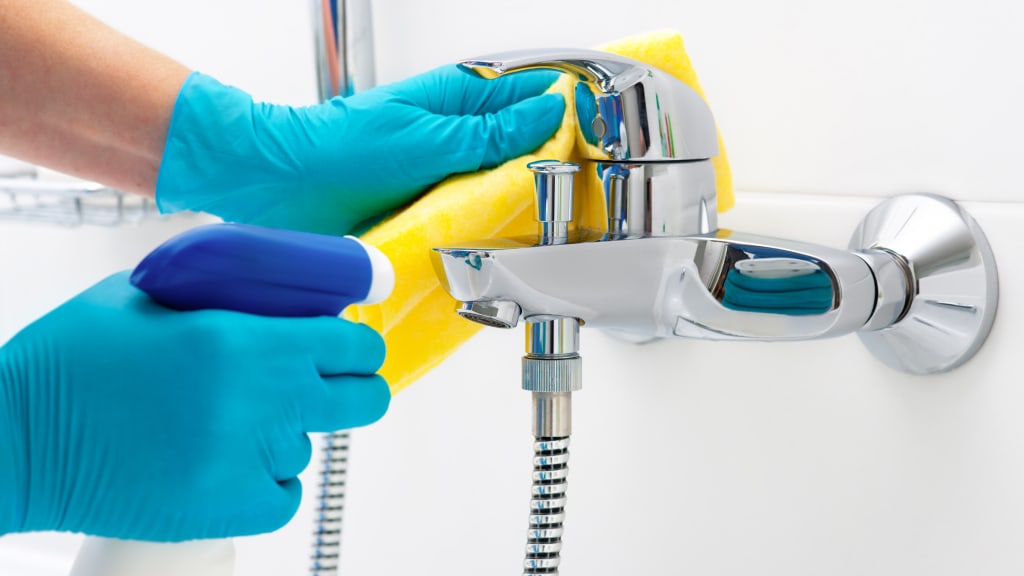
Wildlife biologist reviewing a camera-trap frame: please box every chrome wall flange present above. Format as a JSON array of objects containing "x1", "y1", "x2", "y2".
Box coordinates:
[{"x1": 850, "y1": 193, "x2": 998, "y2": 374}]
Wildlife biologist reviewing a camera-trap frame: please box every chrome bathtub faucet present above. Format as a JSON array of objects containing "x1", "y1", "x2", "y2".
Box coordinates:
[
  {"x1": 434, "y1": 48, "x2": 998, "y2": 375},
  {"x1": 432, "y1": 48, "x2": 999, "y2": 576}
]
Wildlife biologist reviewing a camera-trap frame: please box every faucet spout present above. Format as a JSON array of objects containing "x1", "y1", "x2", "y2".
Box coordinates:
[{"x1": 458, "y1": 48, "x2": 718, "y2": 163}]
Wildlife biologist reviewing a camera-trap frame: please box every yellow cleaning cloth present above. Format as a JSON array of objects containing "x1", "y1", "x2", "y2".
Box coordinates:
[{"x1": 345, "y1": 30, "x2": 733, "y2": 393}]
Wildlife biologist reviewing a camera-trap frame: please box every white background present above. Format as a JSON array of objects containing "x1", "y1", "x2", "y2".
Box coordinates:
[{"x1": 1, "y1": 0, "x2": 1022, "y2": 574}]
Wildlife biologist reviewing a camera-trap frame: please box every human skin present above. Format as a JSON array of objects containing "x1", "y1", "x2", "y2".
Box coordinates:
[{"x1": 0, "y1": 0, "x2": 190, "y2": 197}]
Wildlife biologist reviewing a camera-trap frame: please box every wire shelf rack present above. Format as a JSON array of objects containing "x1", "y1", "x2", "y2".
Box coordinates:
[{"x1": 0, "y1": 171, "x2": 162, "y2": 227}]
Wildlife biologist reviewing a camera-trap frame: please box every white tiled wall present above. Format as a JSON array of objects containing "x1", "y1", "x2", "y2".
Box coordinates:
[{"x1": 1, "y1": 1, "x2": 1021, "y2": 575}]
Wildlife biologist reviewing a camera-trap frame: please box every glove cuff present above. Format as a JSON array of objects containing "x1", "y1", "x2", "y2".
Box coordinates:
[
  {"x1": 0, "y1": 350, "x2": 26, "y2": 534},
  {"x1": 155, "y1": 72, "x2": 301, "y2": 221}
]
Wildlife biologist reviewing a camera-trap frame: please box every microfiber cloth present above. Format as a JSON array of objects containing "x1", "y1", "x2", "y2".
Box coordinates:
[{"x1": 345, "y1": 30, "x2": 734, "y2": 393}]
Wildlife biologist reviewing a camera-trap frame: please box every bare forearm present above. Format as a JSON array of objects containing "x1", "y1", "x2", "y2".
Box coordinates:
[{"x1": 0, "y1": 0, "x2": 191, "y2": 196}]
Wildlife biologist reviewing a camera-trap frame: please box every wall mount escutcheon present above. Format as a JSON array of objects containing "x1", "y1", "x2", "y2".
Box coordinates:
[{"x1": 850, "y1": 193, "x2": 998, "y2": 374}]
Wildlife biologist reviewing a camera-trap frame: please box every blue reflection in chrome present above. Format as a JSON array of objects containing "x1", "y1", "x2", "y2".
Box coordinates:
[{"x1": 721, "y1": 257, "x2": 834, "y2": 315}]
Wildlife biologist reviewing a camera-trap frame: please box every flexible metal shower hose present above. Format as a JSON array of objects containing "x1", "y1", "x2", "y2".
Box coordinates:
[
  {"x1": 524, "y1": 436, "x2": 571, "y2": 575},
  {"x1": 311, "y1": 431, "x2": 350, "y2": 575}
]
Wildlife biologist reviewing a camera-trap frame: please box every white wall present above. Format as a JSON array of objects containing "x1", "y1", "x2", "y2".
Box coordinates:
[{"x1": 1, "y1": 0, "x2": 1022, "y2": 574}]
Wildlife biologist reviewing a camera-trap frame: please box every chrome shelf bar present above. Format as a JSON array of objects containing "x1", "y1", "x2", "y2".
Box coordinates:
[{"x1": 0, "y1": 176, "x2": 162, "y2": 227}]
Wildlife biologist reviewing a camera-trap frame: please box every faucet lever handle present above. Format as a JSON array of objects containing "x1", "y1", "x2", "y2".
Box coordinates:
[
  {"x1": 459, "y1": 48, "x2": 719, "y2": 162},
  {"x1": 459, "y1": 49, "x2": 648, "y2": 93}
]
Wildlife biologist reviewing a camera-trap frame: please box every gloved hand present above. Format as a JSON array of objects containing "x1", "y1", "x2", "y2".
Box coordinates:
[
  {"x1": 156, "y1": 66, "x2": 566, "y2": 235},
  {"x1": 0, "y1": 271, "x2": 389, "y2": 541}
]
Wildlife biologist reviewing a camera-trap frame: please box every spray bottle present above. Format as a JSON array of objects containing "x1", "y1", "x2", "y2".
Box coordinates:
[{"x1": 69, "y1": 222, "x2": 393, "y2": 576}]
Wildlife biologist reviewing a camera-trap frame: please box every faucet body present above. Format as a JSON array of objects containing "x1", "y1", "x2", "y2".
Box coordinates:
[
  {"x1": 439, "y1": 49, "x2": 886, "y2": 342},
  {"x1": 433, "y1": 49, "x2": 997, "y2": 374}
]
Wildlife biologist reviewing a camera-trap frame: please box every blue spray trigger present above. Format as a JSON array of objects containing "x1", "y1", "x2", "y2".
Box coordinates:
[{"x1": 130, "y1": 223, "x2": 393, "y2": 318}]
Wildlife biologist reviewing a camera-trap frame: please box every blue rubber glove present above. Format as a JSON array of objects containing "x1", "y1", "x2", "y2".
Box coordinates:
[
  {"x1": 156, "y1": 66, "x2": 566, "y2": 235},
  {"x1": 0, "y1": 272, "x2": 389, "y2": 541}
]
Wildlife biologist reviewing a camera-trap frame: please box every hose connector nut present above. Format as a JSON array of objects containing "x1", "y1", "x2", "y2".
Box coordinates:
[{"x1": 522, "y1": 357, "x2": 582, "y2": 392}]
